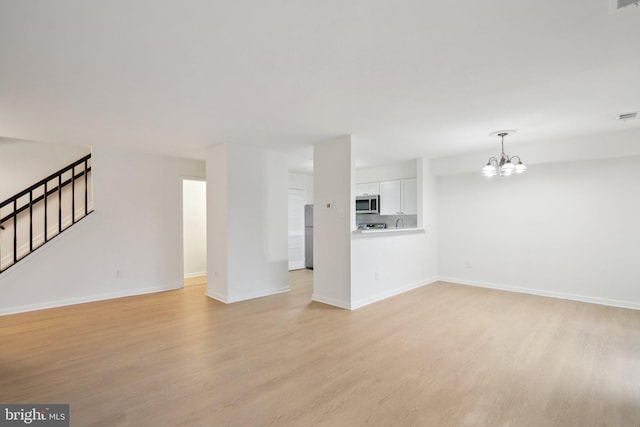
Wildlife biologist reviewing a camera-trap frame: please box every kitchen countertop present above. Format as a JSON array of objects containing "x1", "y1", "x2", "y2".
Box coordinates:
[{"x1": 352, "y1": 227, "x2": 425, "y2": 235}]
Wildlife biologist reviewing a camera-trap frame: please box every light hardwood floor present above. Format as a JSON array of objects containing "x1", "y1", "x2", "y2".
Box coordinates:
[
  {"x1": 183, "y1": 275, "x2": 207, "y2": 287},
  {"x1": 1, "y1": 271, "x2": 639, "y2": 426}
]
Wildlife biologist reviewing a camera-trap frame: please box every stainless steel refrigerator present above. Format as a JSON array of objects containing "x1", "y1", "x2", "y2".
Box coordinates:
[{"x1": 304, "y1": 204, "x2": 313, "y2": 269}]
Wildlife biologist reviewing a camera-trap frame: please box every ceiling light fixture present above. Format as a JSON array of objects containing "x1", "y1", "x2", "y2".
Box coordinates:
[{"x1": 482, "y1": 130, "x2": 527, "y2": 177}]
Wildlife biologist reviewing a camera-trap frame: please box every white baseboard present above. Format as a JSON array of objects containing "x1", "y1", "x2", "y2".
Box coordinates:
[
  {"x1": 313, "y1": 278, "x2": 438, "y2": 311},
  {"x1": 438, "y1": 276, "x2": 640, "y2": 311},
  {"x1": 311, "y1": 293, "x2": 351, "y2": 310},
  {"x1": 350, "y1": 277, "x2": 438, "y2": 310},
  {"x1": 205, "y1": 290, "x2": 228, "y2": 303},
  {"x1": 206, "y1": 286, "x2": 290, "y2": 304},
  {"x1": 0, "y1": 283, "x2": 181, "y2": 317},
  {"x1": 184, "y1": 271, "x2": 207, "y2": 279}
]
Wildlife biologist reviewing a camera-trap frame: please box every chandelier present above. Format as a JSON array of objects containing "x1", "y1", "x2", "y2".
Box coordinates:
[{"x1": 482, "y1": 130, "x2": 527, "y2": 177}]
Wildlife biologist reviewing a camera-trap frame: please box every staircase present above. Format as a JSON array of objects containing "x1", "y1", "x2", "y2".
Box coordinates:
[{"x1": 0, "y1": 154, "x2": 93, "y2": 273}]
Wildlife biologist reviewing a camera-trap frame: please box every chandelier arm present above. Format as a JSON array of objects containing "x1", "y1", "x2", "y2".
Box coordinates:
[
  {"x1": 510, "y1": 155, "x2": 522, "y2": 163},
  {"x1": 487, "y1": 157, "x2": 498, "y2": 166}
]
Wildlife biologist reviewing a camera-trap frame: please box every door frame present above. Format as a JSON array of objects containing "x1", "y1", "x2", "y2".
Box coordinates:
[
  {"x1": 180, "y1": 176, "x2": 207, "y2": 288},
  {"x1": 288, "y1": 187, "x2": 306, "y2": 271}
]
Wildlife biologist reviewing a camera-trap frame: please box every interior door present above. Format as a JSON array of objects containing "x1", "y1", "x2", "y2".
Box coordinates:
[{"x1": 288, "y1": 189, "x2": 306, "y2": 270}]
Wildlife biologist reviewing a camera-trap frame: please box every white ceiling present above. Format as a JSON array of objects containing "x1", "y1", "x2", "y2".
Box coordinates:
[{"x1": 1, "y1": 0, "x2": 639, "y2": 173}]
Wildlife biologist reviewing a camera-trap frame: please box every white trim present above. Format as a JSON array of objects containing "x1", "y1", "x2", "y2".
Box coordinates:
[
  {"x1": 288, "y1": 261, "x2": 306, "y2": 271},
  {"x1": 350, "y1": 277, "x2": 438, "y2": 310},
  {"x1": 180, "y1": 176, "x2": 207, "y2": 288},
  {"x1": 206, "y1": 286, "x2": 290, "y2": 304},
  {"x1": 311, "y1": 293, "x2": 351, "y2": 310},
  {"x1": 184, "y1": 271, "x2": 207, "y2": 278},
  {"x1": 0, "y1": 283, "x2": 181, "y2": 316},
  {"x1": 438, "y1": 276, "x2": 640, "y2": 311},
  {"x1": 205, "y1": 290, "x2": 228, "y2": 304}
]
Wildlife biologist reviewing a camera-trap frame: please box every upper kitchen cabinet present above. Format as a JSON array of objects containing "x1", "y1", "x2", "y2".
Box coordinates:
[
  {"x1": 401, "y1": 178, "x2": 417, "y2": 215},
  {"x1": 379, "y1": 180, "x2": 400, "y2": 215},
  {"x1": 380, "y1": 178, "x2": 416, "y2": 215},
  {"x1": 355, "y1": 182, "x2": 380, "y2": 196},
  {"x1": 356, "y1": 159, "x2": 418, "y2": 217}
]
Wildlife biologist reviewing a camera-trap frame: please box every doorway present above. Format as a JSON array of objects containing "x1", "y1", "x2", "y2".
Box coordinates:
[
  {"x1": 183, "y1": 179, "x2": 207, "y2": 287},
  {"x1": 288, "y1": 188, "x2": 305, "y2": 270}
]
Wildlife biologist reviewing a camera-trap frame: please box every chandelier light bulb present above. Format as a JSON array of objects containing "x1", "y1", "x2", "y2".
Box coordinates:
[
  {"x1": 482, "y1": 163, "x2": 497, "y2": 176},
  {"x1": 482, "y1": 161, "x2": 498, "y2": 177},
  {"x1": 502, "y1": 161, "x2": 515, "y2": 172}
]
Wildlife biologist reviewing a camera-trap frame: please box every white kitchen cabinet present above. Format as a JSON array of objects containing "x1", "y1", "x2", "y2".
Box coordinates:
[
  {"x1": 379, "y1": 180, "x2": 401, "y2": 215},
  {"x1": 379, "y1": 178, "x2": 416, "y2": 215},
  {"x1": 401, "y1": 178, "x2": 417, "y2": 215},
  {"x1": 365, "y1": 182, "x2": 380, "y2": 195},
  {"x1": 355, "y1": 182, "x2": 380, "y2": 196}
]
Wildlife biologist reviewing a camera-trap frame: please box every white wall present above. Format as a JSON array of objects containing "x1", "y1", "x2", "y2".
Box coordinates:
[
  {"x1": 351, "y1": 158, "x2": 439, "y2": 308},
  {"x1": 0, "y1": 138, "x2": 90, "y2": 200},
  {"x1": 355, "y1": 159, "x2": 416, "y2": 183},
  {"x1": 312, "y1": 136, "x2": 353, "y2": 309},
  {"x1": 206, "y1": 144, "x2": 289, "y2": 304},
  {"x1": 0, "y1": 146, "x2": 205, "y2": 315},
  {"x1": 183, "y1": 179, "x2": 206, "y2": 277},
  {"x1": 288, "y1": 172, "x2": 314, "y2": 204},
  {"x1": 437, "y1": 154, "x2": 640, "y2": 309}
]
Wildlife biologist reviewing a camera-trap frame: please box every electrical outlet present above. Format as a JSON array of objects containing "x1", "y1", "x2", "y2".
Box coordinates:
[
  {"x1": 465, "y1": 261, "x2": 471, "y2": 269},
  {"x1": 374, "y1": 272, "x2": 379, "y2": 280}
]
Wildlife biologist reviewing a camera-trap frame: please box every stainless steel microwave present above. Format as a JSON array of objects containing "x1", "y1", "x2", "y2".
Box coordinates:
[{"x1": 356, "y1": 195, "x2": 379, "y2": 214}]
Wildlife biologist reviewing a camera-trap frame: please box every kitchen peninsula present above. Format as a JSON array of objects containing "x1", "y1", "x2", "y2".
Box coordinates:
[
  {"x1": 313, "y1": 138, "x2": 437, "y2": 312},
  {"x1": 352, "y1": 227, "x2": 424, "y2": 234}
]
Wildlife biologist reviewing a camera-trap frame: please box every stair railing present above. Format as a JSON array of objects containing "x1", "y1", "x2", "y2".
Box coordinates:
[{"x1": 0, "y1": 154, "x2": 93, "y2": 273}]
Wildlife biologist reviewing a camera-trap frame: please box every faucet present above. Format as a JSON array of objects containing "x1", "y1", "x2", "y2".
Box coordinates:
[{"x1": 395, "y1": 218, "x2": 404, "y2": 229}]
